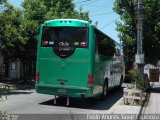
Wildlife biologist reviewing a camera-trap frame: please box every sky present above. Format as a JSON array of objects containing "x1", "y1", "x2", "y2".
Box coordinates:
[{"x1": 8, "y1": 0, "x2": 120, "y2": 43}]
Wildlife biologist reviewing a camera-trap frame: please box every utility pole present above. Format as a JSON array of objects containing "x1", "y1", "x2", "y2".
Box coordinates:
[{"x1": 134, "y1": 0, "x2": 144, "y2": 84}]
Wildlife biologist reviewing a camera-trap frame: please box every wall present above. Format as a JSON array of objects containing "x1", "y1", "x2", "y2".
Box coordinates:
[{"x1": 8, "y1": 60, "x2": 21, "y2": 80}]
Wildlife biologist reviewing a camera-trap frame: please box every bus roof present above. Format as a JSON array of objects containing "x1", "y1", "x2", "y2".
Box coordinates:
[{"x1": 44, "y1": 19, "x2": 90, "y2": 24}]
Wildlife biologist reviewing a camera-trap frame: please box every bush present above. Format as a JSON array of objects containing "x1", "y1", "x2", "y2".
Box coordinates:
[
  {"x1": 0, "y1": 84, "x2": 14, "y2": 101},
  {"x1": 129, "y1": 68, "x2": 145, "y2": 90}
]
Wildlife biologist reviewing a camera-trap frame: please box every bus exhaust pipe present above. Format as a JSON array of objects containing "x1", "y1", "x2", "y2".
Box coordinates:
[
  {"x1": 66, "y1": 96, "x2": 69, "y2": 106},
  {"x1": 54, "y1": 95, "x2": 57, "y2": 104}
]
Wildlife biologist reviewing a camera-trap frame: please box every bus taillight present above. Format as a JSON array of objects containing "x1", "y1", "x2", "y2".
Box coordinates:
[
  {"x1": 42, "y1": 41, "x2": 48, "y2": 46},
  {"x1": 88, "y1": 74, "x2": 93, "y2": 87},
  {"x1": 36, "y1": 72, "x2": 39, "y2": 81},
  {"x1": 80, "y1": 42, "x2": 87, "y2": 47}
]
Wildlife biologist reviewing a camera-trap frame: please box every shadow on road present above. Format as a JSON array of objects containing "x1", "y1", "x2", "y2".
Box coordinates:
[
  {"x1": 15, "y1": 84, "x2": 35, "y2": 90},
  {"x1": 40, "y1": 87, "x2": 123, "y2": 110}
]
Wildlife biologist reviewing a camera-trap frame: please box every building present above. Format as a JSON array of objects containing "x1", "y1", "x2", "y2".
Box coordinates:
[
  {"x1": 0, "y1": 38, "x2": 35, "y2": 80},
  {"x1": 0, "y1": 53, "x2": 35, "y2": 80}
]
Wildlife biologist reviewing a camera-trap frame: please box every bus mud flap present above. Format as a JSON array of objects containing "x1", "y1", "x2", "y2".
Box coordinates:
[
  {"x1": 54, "y1": 95, "x2": 57, "y2": 104},
  {"x1": 66, "y1": 96, "x2": 70, "y2": 106}
]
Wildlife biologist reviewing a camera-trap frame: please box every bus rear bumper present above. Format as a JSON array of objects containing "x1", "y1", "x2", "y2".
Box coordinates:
[{"x1": 35, "y1": 84, "x2": 93, "y2": 98}]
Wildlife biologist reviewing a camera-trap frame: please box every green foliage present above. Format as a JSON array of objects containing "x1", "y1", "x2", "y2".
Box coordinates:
[
  {"x1": 22, "y1": 0, "x2": 90, "y2": 23},
  {"x1": 129, "y1": 68, "x2": 144, "y2": 90},
  {"x1": 113, "y1": 0, "x2": 160, "y2": 64},
  {"x1": 22, "y1": 0, "x2": 47, "y2": 23},
  {"x1": 0, "y1": 2, "x2": 26, "y2": 59}
]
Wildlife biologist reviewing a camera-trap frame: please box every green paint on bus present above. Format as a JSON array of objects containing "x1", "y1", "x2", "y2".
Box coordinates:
[{"x1": 36, "y1": 19, "x2": 124, "y2": 99}]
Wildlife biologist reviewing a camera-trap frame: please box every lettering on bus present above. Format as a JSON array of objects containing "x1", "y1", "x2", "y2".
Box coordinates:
[{"x1": 59, "y1": 42, "x2": 70, "y2": 47}]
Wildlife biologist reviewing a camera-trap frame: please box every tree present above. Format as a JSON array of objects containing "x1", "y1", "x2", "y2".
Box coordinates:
[
  {"x1": 22, "y1": 0, "x2": 90, "y2": 22},
  {"x1": 0, "y1": 9, "x2": 27, "y2": 58},
  {"x1": 113, "y1": 0, "x2": 160, "y2": 65},
  {"x1": 0, "y1": 0, "x2": 90, "y2": 81}
]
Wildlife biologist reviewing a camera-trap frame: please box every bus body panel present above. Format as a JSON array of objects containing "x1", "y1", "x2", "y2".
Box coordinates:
[
  {"x1": 36, "y1": 84, "x2": 93, "y2": 98},
  {"x1": 38, "y1": 47, "x2": 90, "y2": 86},
  {"x1": 36, "y1": 19, "x2": 94, "y2": 98}
]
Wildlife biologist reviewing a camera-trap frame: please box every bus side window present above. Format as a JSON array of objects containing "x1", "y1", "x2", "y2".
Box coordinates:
[
  {"x1": 99, "y1": 38, "x2": 115, "y2": 57},
  {"x1": 95, "y1": 28, "x2": 116, "y2": 57}
]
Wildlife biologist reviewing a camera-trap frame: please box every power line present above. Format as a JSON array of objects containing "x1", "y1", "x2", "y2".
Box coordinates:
[
  {"x1": 90, "y1": 5, "x2": 112, "y2": 13},
  {"x1": 81, "y1": 0, "x2": 99, "y2": 6},
  {"x1": 75, "y1": 0, "x2": 114, "y2": 17},
  {"x1": 76, "y1": 0, "x2": 101, "y2": 7},
  {"x1": 100, "y1": 17, "x2": 119, "y2": 29},
  {"x1": 90, "y1": 11, "x2": 114, "y2": 17},
  {"x1": 89, "y1": 0, "x2": 111, "y2": 12},
  {"x1": 76, "y1": 0, "x2": 92, "y2": 4},
  {"x1": 59, "y1": 0, "x2": 92, "y2": 7}
]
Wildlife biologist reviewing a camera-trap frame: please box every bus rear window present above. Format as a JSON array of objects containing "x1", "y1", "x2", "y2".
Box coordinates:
[{"x1": 41, "y1": 26, "x2": 88, "y2": 48}]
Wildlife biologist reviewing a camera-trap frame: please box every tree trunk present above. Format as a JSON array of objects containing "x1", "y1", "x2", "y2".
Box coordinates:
[
  {"x1": 3, "y1": 55, "x2": 9, "y2": 78},
  {"x1": 22, "y1": 60, "x2": 33, "y2": 84}
]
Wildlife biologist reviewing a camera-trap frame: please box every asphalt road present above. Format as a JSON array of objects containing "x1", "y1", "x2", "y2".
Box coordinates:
[{"x1": 0, "y1": 87, "x2": 123, "y2": 120}]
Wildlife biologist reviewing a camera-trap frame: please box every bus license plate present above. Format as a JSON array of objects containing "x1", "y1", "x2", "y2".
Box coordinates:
[{"x1": 57, "y1": 89, "x2": 66, "y2": 93}]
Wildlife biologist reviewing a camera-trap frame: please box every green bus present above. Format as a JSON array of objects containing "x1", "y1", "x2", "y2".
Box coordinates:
[{"x1": 36, "y1": 19, "x2": 124, "y2": 105}]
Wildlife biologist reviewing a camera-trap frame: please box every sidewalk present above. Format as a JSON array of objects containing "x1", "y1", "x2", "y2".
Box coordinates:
[
  {"x1": 112, "y1": 82, "x2": 160, "y2": 115},
  {"x1": 141, "y1": 82, "x2": 160, "y2": 114},
  {"x1": 111, "y1": 96, "x2": 142, "y2": 114}
]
